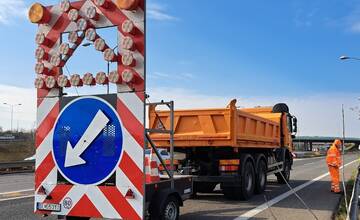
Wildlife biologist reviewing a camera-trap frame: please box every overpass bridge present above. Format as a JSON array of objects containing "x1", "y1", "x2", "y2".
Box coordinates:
[{"x1": 293, "y1": 136, "x2": 360, "y2": 151}]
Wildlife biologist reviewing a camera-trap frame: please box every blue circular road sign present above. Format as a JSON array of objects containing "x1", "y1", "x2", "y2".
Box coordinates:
[{"x1": 53, "y1": 96, "x2": 123, "y2": 185}]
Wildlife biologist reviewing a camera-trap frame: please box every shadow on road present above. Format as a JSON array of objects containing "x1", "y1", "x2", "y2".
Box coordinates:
[{"x1": 181, "y1": 179, "x2": 339, "y2": 219}]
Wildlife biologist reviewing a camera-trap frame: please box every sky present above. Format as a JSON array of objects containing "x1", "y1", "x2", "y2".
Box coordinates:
[{"x1": 0, "y1": 0, "x2": 360, "y2": 137}]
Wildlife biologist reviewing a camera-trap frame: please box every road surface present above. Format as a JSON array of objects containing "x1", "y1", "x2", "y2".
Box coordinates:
[{"x1": 0, "y1": 154, "x2": 358, "y2": 220}]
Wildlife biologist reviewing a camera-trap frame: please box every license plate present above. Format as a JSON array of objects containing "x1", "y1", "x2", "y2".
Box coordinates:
[{"x1": 37, "y1": 202, "x2": 61, "y2": 212}]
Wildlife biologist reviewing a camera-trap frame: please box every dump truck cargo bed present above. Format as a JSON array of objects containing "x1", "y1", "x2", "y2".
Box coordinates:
[{"x1": 149, "y1": 100, "x2": 285, "y2": 149}]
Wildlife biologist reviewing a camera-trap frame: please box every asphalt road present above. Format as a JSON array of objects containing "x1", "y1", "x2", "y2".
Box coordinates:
[{"x1": 0, "y1": 154, "x2": 358, "y2": 220}]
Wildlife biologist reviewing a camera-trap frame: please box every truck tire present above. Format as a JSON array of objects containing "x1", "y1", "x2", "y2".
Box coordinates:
[
  {"x1": 160, "y1": 195, "x2": 180, "y2": 220},
  {"x1": 194, "y1": 182, "x2": 217, "y2": 193},
  {"x1": 276, "y1": 159, "x2": 291, "y2": 184},
  {"x1": 223, "y1": 157, "x2": 255, "y2": 200},
  {"x1": 255, "y1": 159, "x2": 267, "y2": 194},
  {"x1": 272, "y1": 103, "x2": 289, "y2": 113}
]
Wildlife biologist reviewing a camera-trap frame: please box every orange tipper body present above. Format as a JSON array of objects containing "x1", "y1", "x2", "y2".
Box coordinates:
[{"x1": 149, "y1": 99, "x2": 294, "y2": 151}]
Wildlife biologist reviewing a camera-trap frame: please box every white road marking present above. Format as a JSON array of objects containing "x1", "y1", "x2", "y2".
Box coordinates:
[
  {"x1": 303, "y1": 162, "x2": 315, "y2": 166},
  {"x1": 0, "y1": 189, "x2": 33, "y2": 195},
  {"x1": 294, "y1": 156, "x2": 325, "y2": 161},
  {"x1": 0, "y1": 195, "x2": 34, "y2": 202},
  {"x1": 0, "y1": 189, "x2": 34, "y2": 202},
  {"x1": 235, "y1": 159, "x2": 359, "y2": 220}
]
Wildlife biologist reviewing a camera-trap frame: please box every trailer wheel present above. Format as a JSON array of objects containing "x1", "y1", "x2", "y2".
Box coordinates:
[
  {"x1": 255, "y1": 159, "x2": 267, "y2": 194},
  {"x1": 160, "y1": 195, "x2": 180, "y2": 220},
  {"x1": 194, "y1": 182, "x2": 217, "y2": 193},
  {"x1": 276, "y1": 159, "x2": 291, "y2": 184}
]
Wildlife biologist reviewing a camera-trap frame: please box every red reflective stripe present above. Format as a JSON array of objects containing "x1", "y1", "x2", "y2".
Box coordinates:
[
  {"x1": 35, "y1": 153, "x2": 55, "y2": 190},
  {"x1": 44, "y1": 185, "x2": 73, "y2": 204},
  {"x1": 43, "y1": 1, "x2": 85, "y2": 52},
  {"x1": 99, "y1": 187, "x2": 141, "y2": 220},
  {"x1": 116, "y1": 98, "x2": 144, "y2": 147},
  {"x1": 36, "y1": 102, "x2": 59, "y2": 148},
  {"x1": 68, "y1": 194, "x2": 102, "y2": 218},
  {"x1": 119, "y1": 152, "x2": 144, "y2": 195},
  {"x1": 92, "y1": 0, "x2": 144, "y2": 56}
]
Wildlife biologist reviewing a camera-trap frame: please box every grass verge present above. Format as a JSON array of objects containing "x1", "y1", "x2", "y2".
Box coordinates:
[{"x1": 334, "y1": 171, "x2": 357, "y2": 220}]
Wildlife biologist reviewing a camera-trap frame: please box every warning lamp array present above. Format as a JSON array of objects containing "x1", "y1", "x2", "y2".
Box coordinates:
[
  {"x1": 35, "y1": 70, "x2": 137, "y2": 89},
  {"x1": 31, "y1": 0, "x2": 143, "y2": 90}
]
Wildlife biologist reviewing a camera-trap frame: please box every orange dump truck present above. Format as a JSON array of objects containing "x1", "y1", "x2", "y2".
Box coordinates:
[{"x1": 149, "y1": 99, "x2": 297, "y2": 200}]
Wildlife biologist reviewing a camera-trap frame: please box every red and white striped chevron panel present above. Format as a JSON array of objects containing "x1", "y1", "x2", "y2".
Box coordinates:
[{"x1": 33, "y1": 0, "x2": 145, "y2": 219}]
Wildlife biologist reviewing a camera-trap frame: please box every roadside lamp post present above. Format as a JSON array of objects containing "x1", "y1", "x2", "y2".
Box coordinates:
[
  {"x1": 3, "y1": 103, "x2": 22, "y2": 132},
  {"x1": 339, "y1": 55, "x2": 360, "y2": 61}
]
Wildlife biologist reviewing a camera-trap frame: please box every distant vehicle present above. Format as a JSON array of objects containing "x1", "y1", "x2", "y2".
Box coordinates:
[
  {"x1": 24, "y1": 155, "x2": 35, "y2": 161},
  {"x1": 145, "y1": 148, "x2": 171, "y2": 161}
]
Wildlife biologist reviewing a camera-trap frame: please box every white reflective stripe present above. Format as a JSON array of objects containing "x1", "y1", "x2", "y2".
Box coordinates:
[
  {"x1": 36, "y1": 167, "x2": 57, "y2": 194},
  {"x1": 116, "y1": 168, "x2": 143, "y2": 217},
  {"x1": 116, "y1": 84, "x2": 135, "y2": 93},
  {"x1": 122, "y1": 127, "x2": 144, "y2": 170},
  {"x1": 132, "y1": 51, "x2": 144, "y2": 78},
  {"x1": 87, "y1": 187, "x2": 121, "y2": 219},
  {"x1": 118, "y1": 32, "x2": 144, "y2": 79},
  {"x1": 151, "y1": 168, "x2": 159, "y2": 176},
  {"x1": 38, "y1": 5, "x2": 63, "y2": 35},
  {"x1": 35, "y1": 169, "x2": 57, "y2": 211},
  {"x1": 327, "y1": 154, "x2": 336, "y2": 157},
  {"x1": 117, "y1": 92, "x2": 144, "y2": 124},
  {"x1": 119, "y1": 8, "x2": 144, "y2": 33},
  {"x1": 37, "y1": 98, "x2": 58, "y2": 127},
  {"x1": 55, "y1": 186, "x2": 87, "y2": 216},
  {"x1": 35, "y1": 130, "x2": 53, "y2": 170}
]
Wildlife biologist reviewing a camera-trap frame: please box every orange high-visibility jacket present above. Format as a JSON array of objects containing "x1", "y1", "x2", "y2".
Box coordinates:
[{"x1": 326, "y1": 145, "x2": 342, "y2": 167}]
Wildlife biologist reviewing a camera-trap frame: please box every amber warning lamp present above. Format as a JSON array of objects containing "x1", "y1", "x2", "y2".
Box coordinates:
[
  {"x1": 28, "y1": 3, "x2": 51, "y2": 24},
  {"x1": 116, "y1": 0, "x2": 139, "y2": 10}
]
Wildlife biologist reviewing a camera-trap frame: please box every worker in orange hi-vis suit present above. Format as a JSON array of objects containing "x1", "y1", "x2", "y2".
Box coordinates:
[{"x1": 326, "y1": 139, "x2": 342, "y2": 193}]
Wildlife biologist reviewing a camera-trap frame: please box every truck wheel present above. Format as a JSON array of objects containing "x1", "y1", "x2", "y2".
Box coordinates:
[
  {"x1": 194, "y1": 182, "x2": 217, "y2": 193},
  {"x1": 255, "y1": 159, "x2": 267, "y2": 194},
  {"x1": 223, "y1": 159, "x2": 255, "y2": 200},
  {"x1": 276, "y1": 159, "x2": 291, "y2": 184},
  {"x1": 240, "y1": 159, "x2": 255, "y2": 200},
  {"x1": 160, "y1": 195, "x2": 180, "y2": 220}
]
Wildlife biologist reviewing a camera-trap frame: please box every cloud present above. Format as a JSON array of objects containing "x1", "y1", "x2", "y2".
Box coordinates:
[
  {"x1": 147, "y1": 3, "x2": 177, "y2": 21},
  {"x1": 150, "y1": 72, "x2": 195, "y2": 80},
  {"x1": 0, "y1": 84, "x2": 36, "y2": 131},
  {"x1": 148, "y1": 87, "x2": 360, "y2": 137},
  {"x1": 0, "y1": 0, "x2": 27, "y2": 25}
]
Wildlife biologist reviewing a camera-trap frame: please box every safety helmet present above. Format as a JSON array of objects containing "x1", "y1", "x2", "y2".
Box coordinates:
[{"x1": 334, "y1": 139, "x2": 342, "y2": 147}]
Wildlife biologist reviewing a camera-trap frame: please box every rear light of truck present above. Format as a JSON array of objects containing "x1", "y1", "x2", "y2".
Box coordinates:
[{"x1": 219, "y1": 159, "x2": 240, "y2": 172}]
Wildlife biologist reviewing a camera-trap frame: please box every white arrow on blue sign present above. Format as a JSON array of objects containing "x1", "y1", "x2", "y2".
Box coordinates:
[{"x1": 53, "y1": 96, "x2": 123, "y2": 185}]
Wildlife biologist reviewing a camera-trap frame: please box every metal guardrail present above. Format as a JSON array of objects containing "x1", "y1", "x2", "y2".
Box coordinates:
[
  {"x1": 0, "y1": 160, "x2": 35, "y2": 173},
  {"x1": 347, "y1": 165, "x2": 360, "y2": 220}
]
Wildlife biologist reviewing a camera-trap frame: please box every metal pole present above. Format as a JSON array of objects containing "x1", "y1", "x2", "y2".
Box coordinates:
[
  {"x1": 107, "y1": 61, "x2": 110, "y2": 94},
  {"x1": 10, "y1": 105, "x2": 13, "y2": 132},
  {"x1": 170, "y1": 101, "x2": 175, "y2": 189},
  {"x1": 342, "y1": 104, "x2": 348, "y2": 211}
]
